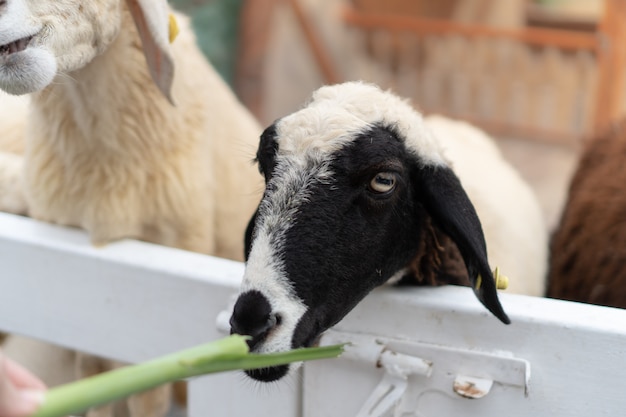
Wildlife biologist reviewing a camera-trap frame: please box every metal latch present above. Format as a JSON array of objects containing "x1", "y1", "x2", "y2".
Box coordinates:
[
  {"x1": 354, "y1": 347, "x2": 431, "y2": 417},
  {"x1": 321, "y1": 330, "x2": 530, "y2": 417}
]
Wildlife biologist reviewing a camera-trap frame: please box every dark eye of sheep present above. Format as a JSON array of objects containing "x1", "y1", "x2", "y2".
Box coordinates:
[{"x1": 368, "y1": 172, "x2": 396, "y2": 194}]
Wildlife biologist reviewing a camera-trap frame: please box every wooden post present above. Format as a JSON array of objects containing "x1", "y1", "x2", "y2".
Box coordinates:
[
  {"x1": 287, "y1": 0, "x2": 340, "y2": 85},
  {"x1": 235, "y1": 0, "x2": 279, "y2": 121},
  {"x1": 594, "y1": 0, "x2": 626, "y2": 132},
  {"x1": 236, "y1": 0, "x2": 340, "y2": 121}
]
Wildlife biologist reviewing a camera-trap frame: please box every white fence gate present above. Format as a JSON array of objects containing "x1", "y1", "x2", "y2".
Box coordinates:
[{"x1": 0, "y1": 211, "x2": 625, "y2": 416}]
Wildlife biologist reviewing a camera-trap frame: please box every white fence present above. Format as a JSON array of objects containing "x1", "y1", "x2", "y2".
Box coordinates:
[{"x1": 1, "y1": 211, "x2": 625, "y2": 416}]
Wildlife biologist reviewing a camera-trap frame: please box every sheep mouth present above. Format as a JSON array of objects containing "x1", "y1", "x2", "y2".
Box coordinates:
[
  {"x1": 245, "y1": 364, "x2": 290, "y2": 382},
  {"x1": 244, "y1": 333, "x2": 324, "y2": 382},
  {"x1": 0, "y1": 35, "x2": 34, "y2": 56}
]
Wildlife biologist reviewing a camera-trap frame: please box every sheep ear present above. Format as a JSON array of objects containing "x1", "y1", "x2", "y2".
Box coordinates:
[
  {"x1": 126, "y1": 0, "x2": 175, "y2": 104},
  {"x1": 244, "y1": 209, "x2": 259, "y2": 261},
  {"x1": 417, "y1": 163, "x2": 510, "y2": 324}
]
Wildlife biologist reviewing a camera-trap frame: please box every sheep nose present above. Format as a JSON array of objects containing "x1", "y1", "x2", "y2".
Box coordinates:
[{"x1": 229, "y1": 290, "x2": 278, "y2": 346}]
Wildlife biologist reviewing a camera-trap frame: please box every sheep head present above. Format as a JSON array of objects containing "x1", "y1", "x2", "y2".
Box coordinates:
[
  {"x1": 0, "y1": 0, "x2": 173, "y2": 100},
  {"x1": 229, "y1": 82, "x2": 510, "y2": 382}
]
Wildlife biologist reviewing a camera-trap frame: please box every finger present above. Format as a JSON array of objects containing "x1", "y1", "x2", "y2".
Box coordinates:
[
  {"x1": 0, "y1": 354, "x2": 46, "y2": 417},
  {"x1": 0, "y1": 388, "x2": 45, "y2": 417},
  {"x1": 4, "y1": 359, "x2": 46, "y2": 391}
]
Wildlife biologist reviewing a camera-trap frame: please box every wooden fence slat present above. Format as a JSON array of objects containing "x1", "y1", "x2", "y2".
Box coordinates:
[{"x1": 343, "y1": 5, "x2": 600, "y2": 52}]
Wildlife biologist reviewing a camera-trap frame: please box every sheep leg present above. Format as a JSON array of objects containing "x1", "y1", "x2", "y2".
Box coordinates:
[
  {"x1": 78, "y1": 354, "x2": 172, "y2": 417},
  {"x1": 77, "y1": 353, "x2": 117, "y2": 417},
  {"x1": 126, "y1": 382, "x2": 172, "y2": 417},
  {"x1": 85, "y1": 403, "x2": 115, "y2": 417}
]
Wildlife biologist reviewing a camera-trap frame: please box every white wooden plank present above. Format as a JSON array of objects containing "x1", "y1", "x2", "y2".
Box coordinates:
[
  {"x1": 0, "y1": 212, "x2": 243, "y2": 362},
  {"x1": 305, "y1": 286, "x2": 626, "y2": 416},
  {"x1": 4, "y1": 211, "x2": 626, "y2": 416},
  {"x1": 0, "y1": 212, "x2": 299, "y2": 417},
  {"x1": 188, "y1": 373, "x2": 301, "y2": 417}
]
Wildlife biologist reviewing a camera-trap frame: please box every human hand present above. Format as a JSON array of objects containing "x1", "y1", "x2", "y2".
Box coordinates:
[{"x1": 0, "y1": 350, "x2": 46, "y2": 417}]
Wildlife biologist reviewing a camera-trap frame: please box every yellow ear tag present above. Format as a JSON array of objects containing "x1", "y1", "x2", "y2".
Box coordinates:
[
  {"x1": 169, "y1": 14, "x2": 180, "y2": 43},
  {"x1": 475, "y1": 267, "x2": 509, "y2": 291},
  {"x1": 494, "y1": 267, "x2": 509, "y2": 290}
]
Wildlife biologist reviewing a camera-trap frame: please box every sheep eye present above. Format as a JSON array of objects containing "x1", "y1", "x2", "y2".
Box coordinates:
[{"x1": 368, "y1": 172, "x2": 396, "y2": 194}]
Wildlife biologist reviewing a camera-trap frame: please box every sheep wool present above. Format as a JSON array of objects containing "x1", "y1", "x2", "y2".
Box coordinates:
[
  {"x1": 548, "y1": 120, "x2": 626, "y2": 308},
  {"x1": 0, "y1": 1, "x2": 263, "y2": 259},
  {"x1": 0, "y1": 1, "x2": 263, "y2": 416},
  {"x1": 229, "y1": 82, "x2": 549, "y2": 383},
  {"x1": 0, "y1": 93, "x2": 28, "y2": 214}
]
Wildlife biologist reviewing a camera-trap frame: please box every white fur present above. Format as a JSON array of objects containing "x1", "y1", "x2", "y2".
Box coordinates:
[
  {"x1": 0, "y1": 0, "x2": 39, "y2": 46},
  {"x1": 276, "y1": 82, "x2": 547, "y2": 296},
  {"x1": 0, "y1": 0, "x2": 263, "y2": 257},
  {"x1": 0, "y1": 93, "x2": 28, "y2": 214},
  {"x1": 0, "y1": 151, "x2": 26, "y2": 214},
  {"x1": 0, "y1": 0, "x2": 52, "y2": 94},
  {"x1": 242, "y1": 233, "x2": 307, "y2": 356},
  {"x1": 0, "y1": 1, "x2": 263, "y2": 415},
  {"x1": 0, "y1": 93, "x2": 29, "y2": 155},
  {"x1": 240, "y1": 82, "x2": 548, "y2": 361},
  {"x1": 241, "y1": 158, "x2": 333, "y2": 357},
  {"x1": 276, "y1": 82, "x2": 447, "y2": 167}
]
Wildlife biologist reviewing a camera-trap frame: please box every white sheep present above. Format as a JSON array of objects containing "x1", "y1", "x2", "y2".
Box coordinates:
[
  {"x1": 228, "y1": 81, "x2": 548, "y2": 382},
  {"x1": 0, "y1": 0, "x2": 263, "y2": 415},
  {"x1": 0, "y1": 93, "x2": 28, "y2": 155},
  {"x1": 0, "y1": 0, "x2": 263, "y2": 257},
  {"x1": 0, "y1": 151, "x2": 26, "y2": 214},
  {"x1": 0, "y1": 93, "x2": 28, "y2": 214}
]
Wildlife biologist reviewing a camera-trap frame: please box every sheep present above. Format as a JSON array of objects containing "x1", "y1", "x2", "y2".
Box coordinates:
[
  {"x1": 228, "y1": 81, "x2": 548, "y2": 382},
  {"x1": 548, "y1": 121, "x2": 626, "y2": 308},
  {"x1": 0, "y1": 93, "x2": 28, "y2": 155},
  {"x1": 0, "y1": 151, "x2": 27, "y2": 215},
  {"x1": 0, "y1": 0, "x2": 263, "y2": 415},
  {"x1": 0, "y1": 0, "x2": 263, "y2": 257},
  {"x1": 0, "y1": 93, "x2": 28, "y2": 214}
]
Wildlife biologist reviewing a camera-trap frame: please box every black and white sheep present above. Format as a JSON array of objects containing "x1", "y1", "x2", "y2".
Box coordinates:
[{"x1": 229, "y1": 81, "x2": 547, "y2": 382}]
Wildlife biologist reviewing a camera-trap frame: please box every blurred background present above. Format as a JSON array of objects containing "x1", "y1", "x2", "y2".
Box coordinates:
[{"x1": 172, "y1": 0, "x2": 623, "y2": 233}]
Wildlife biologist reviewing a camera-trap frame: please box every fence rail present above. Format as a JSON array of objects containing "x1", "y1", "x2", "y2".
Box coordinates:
[{"x1": 1, "y1": 211, "x2": 625, "y2": 416}]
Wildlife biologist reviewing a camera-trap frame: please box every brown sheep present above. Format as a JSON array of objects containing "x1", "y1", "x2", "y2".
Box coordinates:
[{"x1": 548, "y1": 121, "x2": 626, "y2": 308}]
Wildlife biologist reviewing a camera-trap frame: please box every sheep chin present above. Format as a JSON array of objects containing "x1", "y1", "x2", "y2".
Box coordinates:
[
  {"x1": 0, "y1": 46, "x2": 56, "y2": 95},
  {"x1": 243, "y1": 334, "x2": 308, "y2": 383},
  {"x1": 245, "y1": 364, "x2": 291, "y2": 383},
  {"x1": 244, "y1": 357, "x2": 304, "y2": 383}
]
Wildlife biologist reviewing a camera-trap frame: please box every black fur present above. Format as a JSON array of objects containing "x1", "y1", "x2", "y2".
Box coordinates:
[
  {"x1": 256, "y1": 123, "x2": 279, "y2": 181},
  {"x1": 230, "y1": 290, "x2": 274, "y2": 348},
  {"x1": 233, "y1": 123, "x2": 509, "y2": 382},
  {"x1": 244, "y1": 209, "x2": 257, "y2": 261},
  {"x1": 285, "y1": 126, "x2": 428, "y2": 349},
  {"x1": 243, "y1": 123, "x2": 278, "y2": 260},
  {"x1": 230, "y1": 290, "x2": 289, "y2": 382},
  {"x1": 418, "y1": 166, "x2": 510, "y2": 323}
]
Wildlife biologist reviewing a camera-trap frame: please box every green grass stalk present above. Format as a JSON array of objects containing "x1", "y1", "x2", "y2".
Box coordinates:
[{"x1": 32, "y1": 335, "x2": 343, "y2": 417}]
